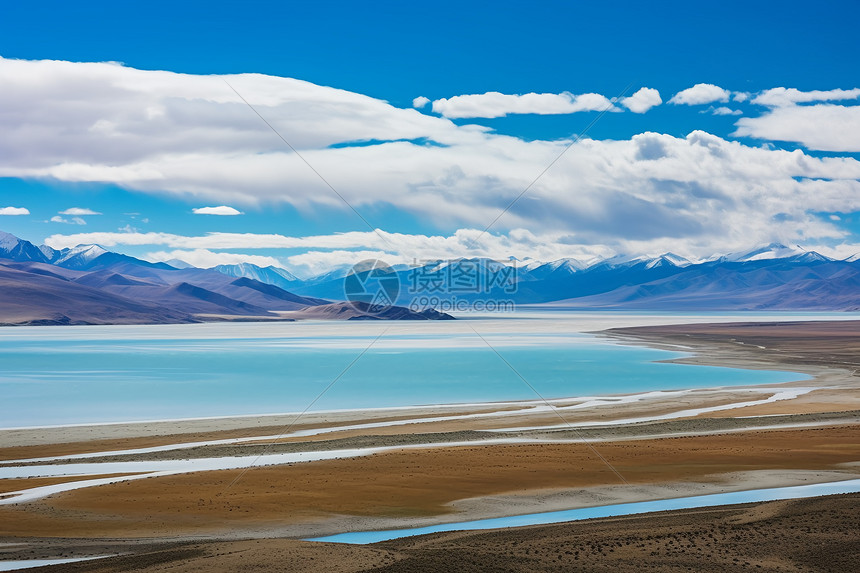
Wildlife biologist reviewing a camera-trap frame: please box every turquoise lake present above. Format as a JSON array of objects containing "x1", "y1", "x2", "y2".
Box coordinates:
[{"x1": 0, "y1": 312, "x2": 817, "y2": 428}]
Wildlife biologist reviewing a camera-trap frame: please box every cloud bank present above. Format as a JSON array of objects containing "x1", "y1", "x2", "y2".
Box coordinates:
[
  {"x1": 2, "y1": 57, "x2": 859, "y2": 265},
  {"x1": 735, "y1": 87, "x2": 860, "y2": 151}
]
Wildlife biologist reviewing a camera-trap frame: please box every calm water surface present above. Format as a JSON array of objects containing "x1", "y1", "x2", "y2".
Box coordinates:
[{"x1": 0, "y1": 312, "x2": 823, "y2": 428}]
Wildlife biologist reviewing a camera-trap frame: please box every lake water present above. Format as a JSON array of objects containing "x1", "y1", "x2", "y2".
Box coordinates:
[
  {"x1": 308, "y1": 479, "x2": 860, "y2": 544},
  {"x1": 0, "y1": 556, "x2": 117, "y2": 572},
  {"x1": 0, "y1": 312, "x2": 827, "y2": 428}
]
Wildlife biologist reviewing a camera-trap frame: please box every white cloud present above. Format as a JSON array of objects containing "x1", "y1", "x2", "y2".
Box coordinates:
[
  {"x1": 50, "y1": 215, "x2": 87, "y2": 225},
  {"x1": 735, "y1": 87, "x2": 860, "y2": 151},
  {"x1": 4, "y1": 57, "x2": 860, "y2": 261},
  {"x1": 732, "y1": 92, "x2": 750, "y2": 103},
  {"x1": 144, "y1": 249, "x2": 283, "y2": 269},
  {"x1": 669, "y1": 83, "x2": 731, "y2": 105},
  {"x1": 708, "y1": 106, "x2": 742, "y2": 116},
  {"x1": 734, "y1": 103, "x2": 860, "y2": 152},
  {"x1": 752, "y1": 87, "x2": 860, "y2": 107},
  {"x1": 0, "y1": 207, "x2": 29, "y2": 215},
  {"x1": 49, "y1": 206, "x2": 100, "y2": 225},
  {"x1": 430, "y1": 91, "x2": 617, "y2": 118},
  {"x1": 59, "y1": 207, "x2": 101, "y2": 215},
  {"x1": 284, "y1": 250, "x2": 399, "y2": 277},
  {"x1": 412, "y1": 96, "x2": 431, "y2": 108},
  {"x1": 0, "y1": 55, "x2": 470, "y2": 171},
  {"x1": 192, "y1": 205, "x2": 243, "y2": 216},
  {"x1": 620, "y1": 88, "x2": 662, "y2": 113}
]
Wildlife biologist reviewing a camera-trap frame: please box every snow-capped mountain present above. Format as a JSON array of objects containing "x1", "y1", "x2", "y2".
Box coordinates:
[
  {"x1": 0, "y1": 232, "x2": 453, "y2": 325},
  {"x1": 52, "y1": 244, "x2": 110, "y2": 269},
  {"x1": 165, "y1": 258, "x2": 195, "y2": 269},
  {"x1": 214, "y1": 263, "x2": 299, "y2": 291},
  {"x1": 717, "y1": 243, "x2": 810, "y2": 263},
  {"x1": 0, "y1": 231, "x2": 51, "y2": 263},
  {"x1": 2, "y1": 230, "x2": 859, "y2": 314},
  {"x1": 644, "y1": 253, "x2": 692, "y2": 269}
]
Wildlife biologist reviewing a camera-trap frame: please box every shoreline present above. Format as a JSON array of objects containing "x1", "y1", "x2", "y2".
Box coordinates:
[{"x1": 1, "y1": 318, "x2": 858, "y2": 570}]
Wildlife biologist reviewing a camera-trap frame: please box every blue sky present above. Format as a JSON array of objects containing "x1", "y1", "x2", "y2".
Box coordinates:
[{"x1": 1, "y1": 1, "x2": 859, "y2": 275}]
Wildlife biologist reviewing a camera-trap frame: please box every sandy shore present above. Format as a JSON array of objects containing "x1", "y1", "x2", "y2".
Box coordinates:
[{"x1": 1, "y1": 319, "x2": 858, "y2": 571}]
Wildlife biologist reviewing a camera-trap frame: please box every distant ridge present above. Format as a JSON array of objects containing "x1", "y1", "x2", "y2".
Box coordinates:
[
  {"x1": 2, "y1": 231, "x2": 859, "y2": 319},
  {"x1": 286, "y1": 247, "x2": 859, "y2": 311},
  {"x1": 0, "y1": 232, "x2": 455, "y2": 325}
]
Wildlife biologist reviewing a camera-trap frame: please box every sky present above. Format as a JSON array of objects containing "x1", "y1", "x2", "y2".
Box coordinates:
[{"x1": 1, "y1": 0, "x2": 859, "y2": 276}]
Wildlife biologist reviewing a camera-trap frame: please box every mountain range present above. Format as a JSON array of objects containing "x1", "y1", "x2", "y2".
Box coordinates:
[
  {"x1": 2, "y1": 231, "x2": 859, "y2": 326},
  {"x1": 278, "y1": 244, "x2": 860, "y2": 311},
  {"x1": 0, "y1": 232, "x2": 450, "y2": 325}
]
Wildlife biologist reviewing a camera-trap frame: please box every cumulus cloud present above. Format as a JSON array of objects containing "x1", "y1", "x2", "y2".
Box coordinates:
[
  {"x1": 33, "y1": 120, "x2": 860, "y2": 256},
  {"x1": 59, "y1": 207, "x2": 101, "y2": 215},
  {"x1": 5, "y1": 57, "x2": 860, "y2": 260},
  {"x1": 0, "y1": 55, "x2": 469, "y2": 171},
  {"x1": 412, "y1": 96, "x2": 431, "y2": 108},
  {"x1": 0, "y1": 207, "x2": 29, "y2": 215},
  {"x1": 669, "y1": 83, "x2": 731, "y2": 105},
  {"x1": 430, "y1": 91, "x2": 617, "y2": 118},
  {"x1": 752, "y1": 87, "x2": 860, "y2": 107},
  {"x1": 707, "y1": 106, "x2": 742, "y2": 116},
  {"x1": 734, "y1": 103, "x2": 860, "y2": 152},
  {"x1": 734, "y1": 87, "x2": 860, "y2": 151},
  {"x1": 192, "y1": 205, "x2": 243, "y2": 215},
  {"x1": 620, "y1": 87, "x2": 662, "y2": 113}
]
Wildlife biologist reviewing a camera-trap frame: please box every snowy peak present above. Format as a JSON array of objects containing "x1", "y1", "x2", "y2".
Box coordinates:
[
  {"x1": 548, "y1": 258, "x2": 587, "y2": 272},
  {"x1": 788, "y1": 251, "x2": 832, "y2": 263},
  {"x1": 721, "y1": 243, "x2": 807, "y2": 263},
  {"x1": 54, "y1": 244, "x2": 110, "y2": 268},
  {"x1": 522, "y1": 258, "x2": 588, "y2": 280},
  {"x1": 644, "y1": 253, "x2": 692, "y2": 269},
  {"x1": 0, "y1": 231, "x2": 50, "y2": 263},
  {"x1": 214, "y1": 262, "x2": 300, "y2": 290},
  {"x1": 38, "y1": 244, "x2": 61, "y2": 262},
  {"x1": 165, "y1": 258, "x2": 195, "y2": 269},
  {"x1": 0, "y1": 230, "x2": 20, "y2": 250}
]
